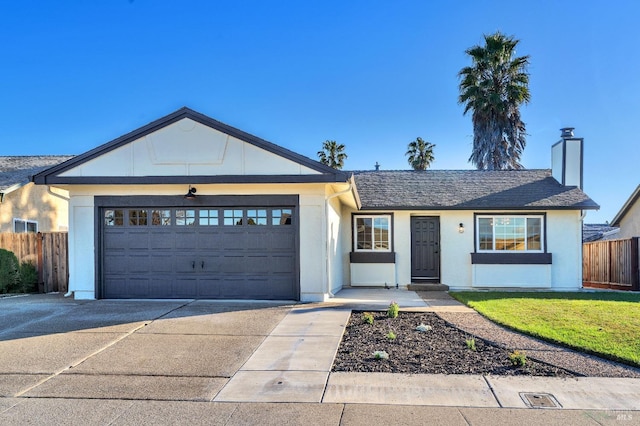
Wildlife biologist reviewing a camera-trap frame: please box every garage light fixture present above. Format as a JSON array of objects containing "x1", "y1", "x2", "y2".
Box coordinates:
[{"x1": 184, "y1": 185, "x2": 197, "y2": 199}]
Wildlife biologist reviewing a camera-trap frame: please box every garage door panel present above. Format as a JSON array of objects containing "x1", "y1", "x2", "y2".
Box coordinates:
[
  {"x1": 220, "y1": 255, "x2": 246, "y2": 273},
  {"x1": 270, "y1": 233, "x2": 295, "y2": 250},
  {"x1": 126, "y1": 278, "x2": 151, "y2": 297},
  {"x1": 174, "y1": 278, "x2": 197, "y2": 297},
  {"x1": 148, "y1": 231, "x2": 175, "y2": 249},
  {"x1": 269, "y1": 256, "x2": 295, "y2": 272},
  {"x1": 195, "y1": 232, "x2": 219, "y2": 249},
  {"x1": 104, "y1": 232, "x2": 128, "y2": 250},
  {"x1": 127, "y1": 256, "x2": 150, "y2": 273},
  {"x1": 127, "y1": 232, "x2": 150, "y2": 249},
  {"x1": 197, "y1": 278, "x2": 221, "y2": 298},
  {"x1": 148, "y1": 254, "x2": 175, "y2": 273},
  {"x1": 102, "y1": 204, "x2": 298, "y2": 300},
  {"x1": 148, "y1": 278, "x2": 175, "y2": 298},
  {"x1": 175, "y1": 231, "x2": 197, "y2": 249},
  {"x1": 241, "y1": 255, "x2": 270, "y2": 273}
]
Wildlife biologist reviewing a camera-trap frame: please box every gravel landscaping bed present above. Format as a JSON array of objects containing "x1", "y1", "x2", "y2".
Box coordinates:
[
  {"x1": 438, "y1": 311, "x2": 640, "y2": 378},
  {"x1": 332, "y1": 311, "x2": 576, "y2": 377}
]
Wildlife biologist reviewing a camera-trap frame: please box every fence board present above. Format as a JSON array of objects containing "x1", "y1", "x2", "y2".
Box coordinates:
[
  {"x1": 0, "y1": 232, "x2": 69, "y2": 293},
  {"x1": 583, "y1": 237, "x2": 639, "y2": 291}
]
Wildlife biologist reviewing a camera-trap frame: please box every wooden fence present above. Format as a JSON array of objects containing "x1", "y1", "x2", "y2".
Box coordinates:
[
  {"x1": 583, "y1": 237, "x2": 639, "y2": 291},
  {"x1": 0, "y1": 232, "x2": 68, "y2": 293}
]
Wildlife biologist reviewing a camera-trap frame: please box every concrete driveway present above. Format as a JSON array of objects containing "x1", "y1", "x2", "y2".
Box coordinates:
[{"x1": 0, "y1": 294, "x2": 293, "y2": 403}]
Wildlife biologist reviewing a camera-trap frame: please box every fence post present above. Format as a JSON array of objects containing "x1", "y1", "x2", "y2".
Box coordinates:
[
  {"x1": 37, "y1": 232, "x2": 44, "y2": 293},
  {"x1": 632, "y1": 237, "x2": 639, "y2": 291}
]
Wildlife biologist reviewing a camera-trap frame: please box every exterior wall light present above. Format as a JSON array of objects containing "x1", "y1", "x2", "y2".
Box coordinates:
[
  {"x1": 458, "y1": 223, "x2": 464, "y2": 233},
  {"x1": 184, "y1": 185, "x2": 197, "y2": 199}
]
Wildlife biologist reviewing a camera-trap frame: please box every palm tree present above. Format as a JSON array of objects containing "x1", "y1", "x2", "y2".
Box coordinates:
[
  {"x1": 317, "y1": 140, "x2": 347, "y2": 169},
  {"x1": 405, "y1": 137, "x2": 436, "y2": 170},
  {"x1": 458, "y1": 32, "x2": 531, "y2": 170}
]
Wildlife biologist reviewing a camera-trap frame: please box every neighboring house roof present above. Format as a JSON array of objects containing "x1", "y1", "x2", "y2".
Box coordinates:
[
  {"x1": 353, "y1": 169, "x2": 600, "y2": 210},
  {"x1": 611, "y1": 184, "x2": 640, "y2": 227},
  {"x1": 582, "y1": 223, "x2": 620, "y2": 242},
  {"x1": 0, "y1": 156, "x2": 75, "y2": 194},
  {"x1": 33, "y1": 107, "x2": 350, "y2": 185}
]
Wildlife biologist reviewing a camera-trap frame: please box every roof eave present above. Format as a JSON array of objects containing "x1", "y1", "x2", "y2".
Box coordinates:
[
  {"x1": 611, "y1": 185, "x2": 640, "y2": 226},
  {"x1": 358, "y1": 204, "x2": 600, "y2": 211}
]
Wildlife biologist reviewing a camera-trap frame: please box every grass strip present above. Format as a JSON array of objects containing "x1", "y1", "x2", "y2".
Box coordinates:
[{"x1": 450, "y1": 291, "x2": 640, "y2": 366}]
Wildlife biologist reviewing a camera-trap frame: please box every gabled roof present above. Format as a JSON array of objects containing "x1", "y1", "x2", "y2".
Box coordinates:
[
  {"x1": 611, "y1": 184, "x2": 640, "y2": 226},
  {"x1": 33, "y1": 107, "x2": 350, "y2": 185},
  {"x1": 0, "y1": 156, "x2": 74, "y2": 194},
  {"x1": 353, "y1": 169, "x2": 599, "y2": 210},
  {"x1": 582, "y1": 223, "x2": 619, "y2": 242}
]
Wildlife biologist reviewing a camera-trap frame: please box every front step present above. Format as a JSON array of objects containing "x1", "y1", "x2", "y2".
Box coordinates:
[{"x1": 407, "y1": 283, "x2": 449, "y2": 292}]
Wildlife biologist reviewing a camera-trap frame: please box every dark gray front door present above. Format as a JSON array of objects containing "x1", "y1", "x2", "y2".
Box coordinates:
[
  {"x1": 411, "y1": 216, "x2": 440, "y2": 282},
  {"x1": 101, "y1": 205, "x2": 297, "y2": 300}
]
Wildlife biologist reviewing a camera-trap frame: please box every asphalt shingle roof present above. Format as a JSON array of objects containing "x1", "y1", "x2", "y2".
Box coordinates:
[
  {"x1": 582, "y1": 223, "x2": 619, "y2": 242},
  {"x1": 0, "y1": 156, "x2": 74, "y2": 193},
  {"x1": 352, "y1": 169, "x2": 599, "y2": 210}
]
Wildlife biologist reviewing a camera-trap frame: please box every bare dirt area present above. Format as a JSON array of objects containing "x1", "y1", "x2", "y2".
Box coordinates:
[{"x1": 332, "y1": 311, "x2": 576, "y2": 377}]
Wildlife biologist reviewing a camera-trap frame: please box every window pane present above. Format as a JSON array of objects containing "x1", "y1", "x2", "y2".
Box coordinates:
[
  {"x1": 26, "y1": 222, "x2": 37, "y2": 233},
  {"x1": 105, "y1": 209, "x2": 124, "y2": 226},
  {"x1": 151, "y1": 210, "x2": 171, "y2": 226},
  {"x1": 224, "y1": 209, "x2": 243, "y2": 226},
  {"x1": 129, "y1": 209, "x2": 147, "y2": 226},
  {"x1": 272, "y1": 209, "x2": 292, "y2": 225},
  {"x1": 199, "y1": 209, "x2": 218, "y2": 226},
  {"x1": 14, "y1": 220, "x2": 26, "y2": 233},
  {"x1": 176, "y1": 210, "x2": 196, "y2": 226},
  {"x1": 356, "y1": 217, "x2": 372, "y2": 249},
  {"x1": 527, "y1": 218, "x2": 542, "y2": 250},
  {"x1": 478, "y1": 218, "x2": 493, "y2": 250},
  {"x1": 372, "y1": 217, "x2": 389, "y2": 250},
  {"x1": 247, "y1": 209, "x2": 267, "y2": 225},
  {"x1": 494, "y1": 217, "x2": 525, "y2": 251}
]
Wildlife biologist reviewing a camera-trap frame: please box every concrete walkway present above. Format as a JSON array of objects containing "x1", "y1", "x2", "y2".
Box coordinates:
[{"x1": 212, "y1": 288, "x2": 640, "y2": 413}]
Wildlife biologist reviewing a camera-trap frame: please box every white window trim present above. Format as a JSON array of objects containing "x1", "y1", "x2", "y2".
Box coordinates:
[
  {"x1": 13, "y1": 218, "x2": 38, "y2": 233},
  {"x1": 475, "y1": 215, "x2": 544, "y2": 253},
  {"x1": 353, "y1": 214, "x2": 392, "y2": 252}
]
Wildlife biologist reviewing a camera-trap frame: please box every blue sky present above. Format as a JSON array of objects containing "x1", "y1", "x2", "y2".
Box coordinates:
[{"x1": 2, "y1": 1, "x2": 638, "y2": 223}]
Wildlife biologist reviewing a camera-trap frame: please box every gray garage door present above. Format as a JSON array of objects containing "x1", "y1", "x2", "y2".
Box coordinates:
[{"x1": 101, "y1": 205, "x2": 297, "y2": 299}]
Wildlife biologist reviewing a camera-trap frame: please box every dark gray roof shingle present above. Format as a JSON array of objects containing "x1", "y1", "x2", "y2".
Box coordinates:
[
  {"x1": 582, "y1": 223, "x2": 619, "y2": 242},
  {"x1": 0, "y1": 156, "x2": 74, "y2": 193},
  {"x1": 352, "y1": 169, "x2": 599, "y2": 210}
]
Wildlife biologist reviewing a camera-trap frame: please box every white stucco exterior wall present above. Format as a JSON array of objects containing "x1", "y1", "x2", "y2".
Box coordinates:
[
  {"x1": 68, "y1": 195, "x2": 96, "y2": 299},
  {"x1": 345, "y1": 209, "x2": 584, "y2": 291}
]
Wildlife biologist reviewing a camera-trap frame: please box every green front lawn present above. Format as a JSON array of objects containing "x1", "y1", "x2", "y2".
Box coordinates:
[{"x1": 450, "y1": 291, "x2": 640, "y2": 366}]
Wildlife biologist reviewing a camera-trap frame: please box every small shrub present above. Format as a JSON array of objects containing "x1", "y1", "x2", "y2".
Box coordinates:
[
  {"x1": 509, "y1": 350, "x2": 527, "y2": 367},
  {"x1": 466, "y1": 337, "x2": 476, "y2": 351},
  {"x1": 362, "y1": 312, "x2": 374, "y2": 325},
  {"x1": 415, "y1": 323, "x2": 432, "y2": 332},
  {"x1": 385, "y1": 330, "x2": 397, "y2": 340},
  {"x1": 18, "y1": 261, "x2": 38, "y2": 293},
  {"x1": 0, "y1": 249, "x2": 21, "y2": 294},
  {"x1": 387, "y1": 301, "x2": 399, "y2": 318},
  {"x1": 373, "y1": 350, "x2": 389, "y2": 360}
]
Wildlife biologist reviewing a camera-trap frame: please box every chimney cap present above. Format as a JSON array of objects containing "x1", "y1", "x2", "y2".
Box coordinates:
[
  {"x1": 560, "y1": 127, "x2": 575, "y2": 138},
  {"x1": 374, "y1": 162, "x2": 380, "y2": 171}
]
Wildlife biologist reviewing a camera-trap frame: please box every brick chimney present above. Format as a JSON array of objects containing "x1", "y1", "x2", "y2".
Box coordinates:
[{"x1": 551, "y1": 127, "x2": 583, "y2": 188}]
